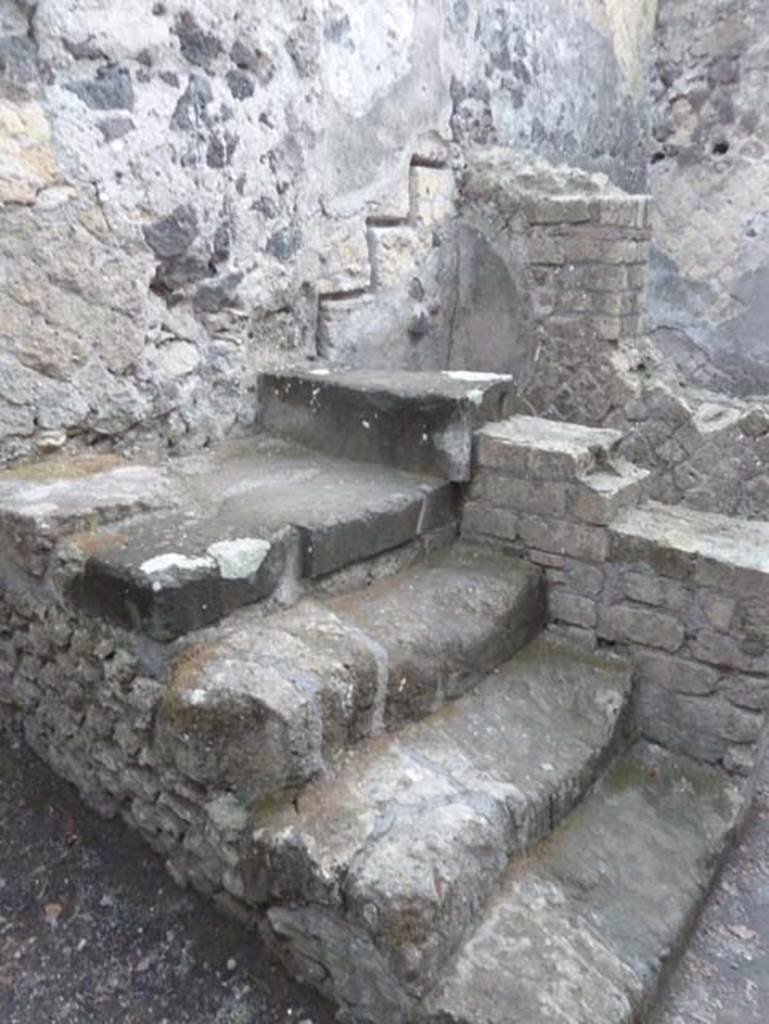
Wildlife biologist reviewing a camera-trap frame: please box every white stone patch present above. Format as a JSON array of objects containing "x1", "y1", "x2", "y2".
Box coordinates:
[
  {"x1": 140, "y1": 553, "x2": 214, "y2": 576},
  {"x1": 207, "y1": 538, "x2": 270, "y2": 581},
  {"x1": 441, "y1": 370, "x2": 514, "y2": 382},
  {"x1": 183, "y1": 689, "x2": 210, "y2": 708}
]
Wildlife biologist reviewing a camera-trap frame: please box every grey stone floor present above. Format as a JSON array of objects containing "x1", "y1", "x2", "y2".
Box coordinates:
[
  {"x1": 652, "y1": 753, "x2": 769, "y2": 1024},
  {"x1": 2, "y1": 722, "x2": 768, "y2": 1024}
]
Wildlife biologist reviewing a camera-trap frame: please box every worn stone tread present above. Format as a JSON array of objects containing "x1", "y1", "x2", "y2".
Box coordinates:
[
  {"x1": 247, "y1": 638, "x2": 632, "y2": 1020},
  {"x1": 325, "y1": 545, "x2": 545, "y2": 724},
  {"x1": 421, "y1": 741, "x2": 747, "y2": 1024},
  {"x1": 0, "y1": 454, "x2": 173, "y2": 576},
  {"x1": 259, "y1": 368, "x2": 516, "y2": 480},
  {"x1": 613, "y1": 500, "x2": 769, "y2": 578},
  {"x1": 156, "y1": 546, "x2": 544, "y2": 799},
  {"x1": 59, "y1": 435, "x2": 456, "y2": 639}
]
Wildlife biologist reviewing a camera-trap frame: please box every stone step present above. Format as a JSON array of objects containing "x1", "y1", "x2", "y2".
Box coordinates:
[
  {"x1": 422, "y1": 740, "x2": 747, "y2": 1024},
  {"x1": 156, "y1": 545, "x2": 545, "y2": 800},
  {"x1": 56, "y1": 436, "x2": 456, "y2": 641},
  {"x1": 474, "y1": 415, "x2": 624, "y2": 479},
  {"x1": 0, "y1": 452, "x2": 173, "y2": 577},
  {"x1": 245, "y1": 638, "x2": 632, "y2": 1022},
  {"x1": 258, "y1": 368, "x2": 517, "y2": 481}
]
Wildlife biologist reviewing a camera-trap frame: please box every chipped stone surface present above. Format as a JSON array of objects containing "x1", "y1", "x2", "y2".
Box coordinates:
[
  {"x1": 423, "y1": 742, "x2": 747, "y2": 1024},
  {"x1": 250, "y1": 637, "x2": 631, "y2": 1021}
]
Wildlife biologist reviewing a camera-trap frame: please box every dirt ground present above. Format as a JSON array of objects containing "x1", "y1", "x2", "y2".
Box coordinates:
[
  {"x1": 2, "y1": 723, "x2": 768, "y2": 1024},
  {"x1": 0, "y1": 725, "x2": 334, "y2": 1024}
]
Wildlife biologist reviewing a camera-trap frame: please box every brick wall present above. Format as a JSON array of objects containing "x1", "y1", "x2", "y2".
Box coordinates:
[{"x1": 465, "y1": 415, "x2": 769, "y2": 775}]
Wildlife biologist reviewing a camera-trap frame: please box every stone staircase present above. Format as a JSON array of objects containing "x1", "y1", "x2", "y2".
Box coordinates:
[{"x1": 0, "y1": 368, "x2": 764, "y2": 1024}]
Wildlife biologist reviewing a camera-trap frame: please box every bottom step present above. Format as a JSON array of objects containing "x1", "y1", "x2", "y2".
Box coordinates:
[
  {"x1": 422, "y1": 741, "x2": 748, "y2": 1024},
  {"x1": 249, "y1": 638, "x2": 632, "y2": 1022}
]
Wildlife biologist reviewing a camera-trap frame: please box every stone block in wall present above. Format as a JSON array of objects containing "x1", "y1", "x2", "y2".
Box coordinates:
[
  {"x1": 565, "y1": 561, "x2": 606, "y2": 596},
  {"x1": 317, "y1": 292, "x2": 378, "y2": 360},
  {"x1": 525, "y1": 195, "x2": 593, "y2": 225},
  {"x1": 461, "y1": 502, "x2": 518, "y2": 541},
  {"x1": 549, "y1": 589, "x2": 597, "y2": 629},
  {"x1": 613, "y1": 503, "x2": 769, "y2": 598},
  {"x1": 0, "y1": 98, "x2": 57, "y2": 204},
  {"x1": 593, "y1": 195, "x2": 650, "y2": 229},
  {"x1": 409, "y1": 166, "x2": 455, "y2": 227},
  {"x1": 611, "y1": 505, "x2": 699, "y2": 580},
  {"x1": 526, "y1": 235, "x2": 565, "y2": 265},
  {"x1": 569, "y1": 460, "x2": 648, "y2": 526},
  {"x1": 519, "y1": 515, "x2": 609, "y2": 563},
  {"x1": 636, "y1": 683, "x2": 764, "y2": 766},
  {"x1": 635, "y1": 651, "x2": 719, "y2": 696},
  {"x1": 599, "y1": 603, "x2": 685, "y2": 653},
  {"x1": 316, "y1": 219, "x2": 372, "y2": 295},
  {"x1": 368, "y1": 225, "x2": 432, "y2": 290},
  {"x1": 475, "y1": 417, "x2": 621, "y2": 480},
  {"x1": 558, "y1": 235, "x2": 649, "y2": 266},
  {"x1": 720, "y1": 675, "x2": 769, "y2": 712},
  {"x1": 469, "y1": 472, "x2": 568, "y2": 516},
  {"x1": 690, "y1": 631, "x2": 769, "y2": 676},
  {"x1": 622, "y1": 571, "x2": 665, "y2": 606}
]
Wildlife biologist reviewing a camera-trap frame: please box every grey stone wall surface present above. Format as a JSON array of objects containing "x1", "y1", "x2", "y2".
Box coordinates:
[
  {"x1": 0, "y1": 0, "x2": 657, "y2": 465},
  {"x1": 649, "y1": 0, "x2": 769, "y2": 397}
]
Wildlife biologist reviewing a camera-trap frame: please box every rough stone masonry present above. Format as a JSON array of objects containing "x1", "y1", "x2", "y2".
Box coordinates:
[{"x1": 1, "y1": 3, "x2": 769, "y2": 1022}]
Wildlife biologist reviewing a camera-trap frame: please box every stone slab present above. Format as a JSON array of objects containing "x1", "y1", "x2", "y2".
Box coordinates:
[
  {"x1": 63, "y1": 436, "x2": 456, "y2": 638},
  {"x1": 172, "y1": 436, "x2": 456, "y2": 579},
  {"x1": 248, "y1": 638, "x2": 632, "y2": 1021},
  {"x1": 422, "y1": 742, "x2": 746, "y2": 1024},
  {"x1": 258, "y1": 368, "x2": 517, "y2": 481},
  {"x1": 66, "y1": 512, "x2": 288, "y2": 642},
  {"x1": 0, "y1": 454, "x2": 172, "y2": 576},
  {"x1": 612, "y1": 502, "x2": 769, "y2": 587}
]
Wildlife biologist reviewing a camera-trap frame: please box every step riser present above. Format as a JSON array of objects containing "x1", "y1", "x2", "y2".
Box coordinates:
[
  {"x1": 328, "y1": 566, "x2": 547, "y2": 728},
  {"x1": 259, "y1": 371, "x2": 515, "y2": 481},
  {"x1": 258, "y1": 715, "x2": 633, "y2": 1024}
]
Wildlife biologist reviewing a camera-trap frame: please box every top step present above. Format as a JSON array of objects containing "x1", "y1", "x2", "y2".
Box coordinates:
[{"x1": 258, "y1": 368, "x2": 517, "y2": 482}]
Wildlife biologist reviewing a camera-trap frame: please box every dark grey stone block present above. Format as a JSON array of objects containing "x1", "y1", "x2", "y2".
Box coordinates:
[{"x1": 258, "y1": 368, "x2": 517, "y2": 481}]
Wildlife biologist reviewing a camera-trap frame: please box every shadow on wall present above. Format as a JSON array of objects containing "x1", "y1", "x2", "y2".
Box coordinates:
[{"x1": 448, "y1": 226, "x2": 536, "y2": 381}]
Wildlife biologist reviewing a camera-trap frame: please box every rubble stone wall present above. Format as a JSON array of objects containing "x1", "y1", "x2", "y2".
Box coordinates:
[
  {"x1": 0, "y1": 503, "x2": 450, "y2": 920},
  {"x1": 0, "y1": 0, "x2": 656, "y2": 465},
  {"x1": 465, "y1": 416, "x2": 769, "y2": 775},
  {"x1": 0, "y1": 579, "x2": 254, "y2": 919}
]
